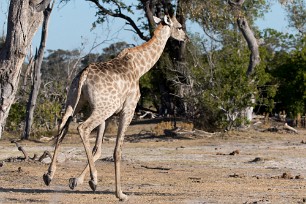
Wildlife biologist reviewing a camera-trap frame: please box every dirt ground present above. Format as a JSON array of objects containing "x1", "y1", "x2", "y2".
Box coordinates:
[{"x1": 1, "y1": 120, "x2": 306, "y2": 204}]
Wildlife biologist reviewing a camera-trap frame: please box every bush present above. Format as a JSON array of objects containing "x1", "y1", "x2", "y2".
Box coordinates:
[{"x1": 6, "y1": 102, "x2": 26, "y2": 132}]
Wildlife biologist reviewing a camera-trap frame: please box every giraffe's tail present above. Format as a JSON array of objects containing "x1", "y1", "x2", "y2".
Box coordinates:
[{"x1": 56, "y1": 68, "x2": 89, "y2": 144}]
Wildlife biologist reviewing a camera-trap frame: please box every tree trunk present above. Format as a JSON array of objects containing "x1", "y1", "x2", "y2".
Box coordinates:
[
  {"x1": 176, "y1": 0, "x2": 187, "y2": 61},
  {"x1": 237, "y1": 17, "x2": 260, "y2": 122},
  {"x1": 236, "y1": 17, "x2": 260, "y2": 77},
  {"x1": 0, "y1": 0, "x2": 51, "y2": 139},
  {"x1": 22, "y1": 3, "x2": 53, "y2": 140},
  {"x1": 229, "y1": 0, "x2": 260, "y2": 122}
]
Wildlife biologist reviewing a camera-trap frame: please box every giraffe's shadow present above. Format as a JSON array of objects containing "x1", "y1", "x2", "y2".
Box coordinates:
[
  {"x1": 0, "y1": 187, "x2": 113, "y2": 195},
  {"x1": 0, "y1": 187, "x2": 183, "y2": 198}
]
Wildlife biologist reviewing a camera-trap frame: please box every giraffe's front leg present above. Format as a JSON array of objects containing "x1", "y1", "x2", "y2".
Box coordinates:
[
  {"x1": 114, "y1": 104, "x2": 138, "y2": 201},
  {"x1": 69, "y1": 122, "x2": 105, "y2": 190}
]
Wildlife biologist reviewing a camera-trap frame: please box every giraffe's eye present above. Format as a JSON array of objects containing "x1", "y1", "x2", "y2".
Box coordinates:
[{"x1": 178, "y1": 27, "x2": 182, "y2": 30}]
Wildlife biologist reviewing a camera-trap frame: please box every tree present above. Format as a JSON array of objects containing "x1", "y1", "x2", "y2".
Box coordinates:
[
  {"x1": 284, "y1": 0, "x2": 306, "y2": 35},
  {"x1": 0, "y1": 0, "x2": 52, "y2": 139},
  {"x1": 179, "y1": 0, "x2": 276, "y2": 129},
  {"x1": 22, "y1": 2, "x2": 54, "y2": 140},
  {"x1": 269, "y1": 39, "x2": 306, "y2": 118}
]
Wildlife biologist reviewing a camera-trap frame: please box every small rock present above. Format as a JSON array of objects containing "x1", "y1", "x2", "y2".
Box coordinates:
[
  {"x1": 229, "y1": 150, "x2": 240, "y2": 155},
  {"x1": 176, "y1": 146, "x2": 185, "y2": 150},
  {"x1": 281, "y1": 172, "x2": 294, "y2": 179},
  {"x1": 229, "y1": 173, "x2": 245, "y2": 178},
  {"x1": 101, "y1": 156, "x2": 114, "y2": 162},
  {"x1": 41, "y1": 157, "x2": 51, "y2": 164},
  {"x1": 249, "y1": 157, "x2": 263, "y2": 163}
]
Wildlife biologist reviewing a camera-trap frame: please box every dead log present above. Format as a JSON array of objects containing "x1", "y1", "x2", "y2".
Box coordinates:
[
  {"x1": 284, "y1": 123, "x2": 298, "y2": 134},
  {"x1": 4, "y1": 141, "x2": 52, "y2": 163},
  {"x1": 140, "y1": 111, "x2": 156, "y2": 119},
  {"x1": 38, "y1": 151, "x2": 52, "y2": 162},
  {"x1": 164, "y1": 128, "x2": 220, "y2": 138},
  {"x1": 11, "y1": 140, "x2": 28, "y2": 160},
  {"x1": 141, "y1": 165, "x2": 171, "y2": 171},
  {"x1": 193, "y1": 129, "x2": 220, "y2": 137}
]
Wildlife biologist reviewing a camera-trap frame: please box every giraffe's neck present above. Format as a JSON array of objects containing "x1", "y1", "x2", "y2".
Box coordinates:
[{"x1": 129, "y1": 24, "x2": 171, "y2": 78}]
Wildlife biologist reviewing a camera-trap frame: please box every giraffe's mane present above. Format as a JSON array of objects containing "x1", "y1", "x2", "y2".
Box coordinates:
[{"x1": 129, "y1": 23, "x2": 165, "y2": 52}]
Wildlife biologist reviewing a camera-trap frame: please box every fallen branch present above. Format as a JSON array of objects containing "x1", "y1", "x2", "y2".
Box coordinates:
[
  {"x1": 164, "y1": 127, "x2": 220, "y2": 138},
  {"x1": 38, "y1": 151, "x2": 52, "y2": 162},
  {"x1": 193, "y1": 129, "x2": 220, "y2": 137},
  {"x1": 11, "y1": 140, "x2": 28, "y2": 160},
  {"x1": 139, "y1": 111, "x2": 157, "y2": 119},
  {"x1": 284, "y1": 123, "x2": 298, "y2": 134},
  {"x1": 3, "y1": 141, "x2": 52, "y2": 163},
  {"x1": 141, "y1": 165, "x2": 171, "y2": 171}
]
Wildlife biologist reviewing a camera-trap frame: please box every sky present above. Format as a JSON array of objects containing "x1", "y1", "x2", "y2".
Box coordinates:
[{"x1": 0, "y1": 1, "x2": 293, "y2": 54}]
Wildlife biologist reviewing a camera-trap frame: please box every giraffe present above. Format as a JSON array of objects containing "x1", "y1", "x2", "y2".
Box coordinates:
[{"x1": 43, "y1": 15, "x2": 187, "y2": 201}]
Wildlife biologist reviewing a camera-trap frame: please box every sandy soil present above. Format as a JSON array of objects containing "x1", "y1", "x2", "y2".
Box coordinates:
[{"x1": 1, "y1": 121, "x2": 306, "y2": 204}]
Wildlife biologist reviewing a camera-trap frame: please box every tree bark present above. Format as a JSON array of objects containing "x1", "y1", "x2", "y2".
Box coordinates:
[
  {"x1": 22, "y1": 3, "x2": 54, "y2": 140},
  {"x1": 176, "y1": 0, "x2": 187, "y2": 61},
  {"x1": 236, "y1": 17, "x2": 260, "y2": 76},
  {"x1": 0, "y1": 0, "x2": 51, "y2": 139}
]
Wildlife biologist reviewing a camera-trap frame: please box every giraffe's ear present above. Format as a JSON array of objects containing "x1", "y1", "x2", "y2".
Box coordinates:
[
  {"x1": 163, "y1": 15, "x2": 173, "y2": 26},
  {"x1": 153, "y1": 16, "x2": 161, "y2": 24}
]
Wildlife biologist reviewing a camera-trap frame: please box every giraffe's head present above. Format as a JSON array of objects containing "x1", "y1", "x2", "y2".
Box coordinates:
[{"x1": 154, "y1": 15, "x2": 187, "y2": 42}]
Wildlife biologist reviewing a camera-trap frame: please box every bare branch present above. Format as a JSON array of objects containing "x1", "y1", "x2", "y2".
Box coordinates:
[
  {"x1": 140, "y1": 0, "x2": 156, "y2": 32},
  {"x1": 11, "y1": 140, "x2": 28, "y2": 160},
  {"x1": 87, "y1": 0, "x2": 150, "y2": 41}
]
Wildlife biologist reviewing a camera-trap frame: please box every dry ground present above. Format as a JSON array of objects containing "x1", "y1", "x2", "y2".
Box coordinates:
[{"x1": 1, "y1": 121, "x2": 306, "y2": 204}]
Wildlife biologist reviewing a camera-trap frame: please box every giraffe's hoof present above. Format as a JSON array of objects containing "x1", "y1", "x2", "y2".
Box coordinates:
[
  {"x1": 118, "y1": 193, "x2": 128, "y2": 202},
  {"x1": 43, "y1": 173, "x2": 51, "y2": 186},
  {"x1": 69, "y1": 178, "x2": 78, "y2": 190},
  {"x1": 88, "y1": 180, "x2": 97, "y2": 192}
]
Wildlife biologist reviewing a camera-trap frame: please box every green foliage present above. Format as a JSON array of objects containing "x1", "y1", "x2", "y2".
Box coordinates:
[
  {"x1": 7, "y1": 102, "x2": 26, "y2": 132},
  {"x1": 195, "y1": 47, "x2": 255, "y2": 129},
  {"x1": 261, "y1": 28, "x2": 299, "y2": 51},
  {"x1": 285, "y1": 0, "x2": 306, "y2": 35},
  {"x1": 99, "y1": 41, "x2": 130, "y2": 61},
  {"x1": 268, "y1": 38, "x2": 306, "y2": 116},
  {"x1": 34, "y1": 99, "x2": 62, "y2": 131},
  {"x1": 186, "y1": 29, "x2": 277, "y2": 130},
  {"x1": 253, "y1": 46, "x2": 277, "y2": 113}
]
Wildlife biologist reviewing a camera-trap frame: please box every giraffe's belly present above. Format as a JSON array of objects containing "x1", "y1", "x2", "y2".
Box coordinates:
[{"x1": 81, "y1": 78, "x2": 136, "y2": 117}]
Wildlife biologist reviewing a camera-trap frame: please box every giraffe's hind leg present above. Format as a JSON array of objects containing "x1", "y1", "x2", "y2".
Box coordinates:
[
  {"x1": 69, "y1": 122, "x2": 106, "y2": 190},
  {"x1": 43, "y1": 97, "x2": 86, "y2": 186},
  {"x1": 43, "y1": 115, "x2": 72, "y2": 186},
  {"x1": 76, "y1": 110, "x2": 107, "y2": 191}
]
